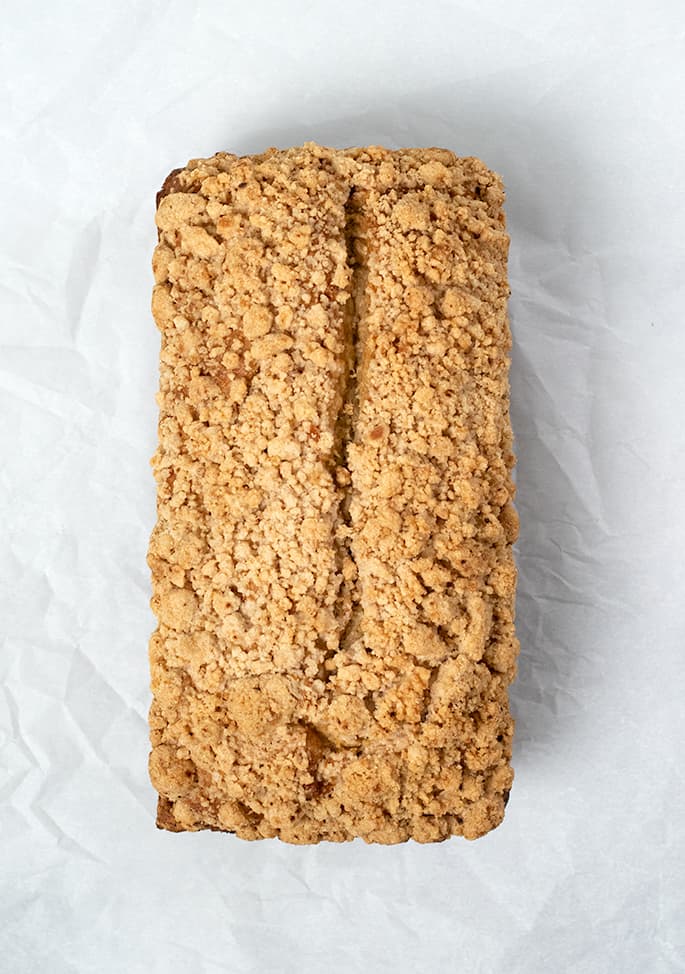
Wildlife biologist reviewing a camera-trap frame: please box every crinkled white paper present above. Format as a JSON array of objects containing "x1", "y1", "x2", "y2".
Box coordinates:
[{"x1": 2, "y1": 1, "x2": 684, "y2": 971}]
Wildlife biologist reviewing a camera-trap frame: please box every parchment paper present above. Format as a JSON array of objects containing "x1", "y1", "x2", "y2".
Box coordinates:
[{"x1": 2, "y1": 1, "x2": 684, "y2": 971}]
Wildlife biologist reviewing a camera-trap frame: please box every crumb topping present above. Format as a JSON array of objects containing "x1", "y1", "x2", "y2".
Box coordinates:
[{"x1": 149, "y1": 144, "x2": 517, "y2": 843}]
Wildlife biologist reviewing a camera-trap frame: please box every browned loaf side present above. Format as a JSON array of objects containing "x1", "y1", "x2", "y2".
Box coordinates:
[{"x1": 148, "y1": 144, "x2": 518, "y2": 843}]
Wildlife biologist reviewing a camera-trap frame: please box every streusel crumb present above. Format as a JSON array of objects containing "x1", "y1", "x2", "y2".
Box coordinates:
[{"x1": 149, "y1": 144, "x2": 518, "y2": 843}]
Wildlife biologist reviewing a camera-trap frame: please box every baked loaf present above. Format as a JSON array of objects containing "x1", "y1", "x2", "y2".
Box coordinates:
[{"x1": 148, "y1": 144, "x2": 518, "y2": 843}]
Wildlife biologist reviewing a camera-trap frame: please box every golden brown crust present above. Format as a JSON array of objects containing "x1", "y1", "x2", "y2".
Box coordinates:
[{"x1": 148, "y1": 143, "x2": 517, "y2": 843}]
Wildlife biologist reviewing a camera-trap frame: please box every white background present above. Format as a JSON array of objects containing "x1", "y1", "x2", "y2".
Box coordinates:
[{"x1": 2, "y1": 0, "x2": 684, "y2": 971}]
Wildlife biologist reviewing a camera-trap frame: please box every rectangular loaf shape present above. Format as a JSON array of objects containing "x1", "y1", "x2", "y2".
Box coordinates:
[{"x1": 148, "y1": 144, "x2": 518, "y2": 843}]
